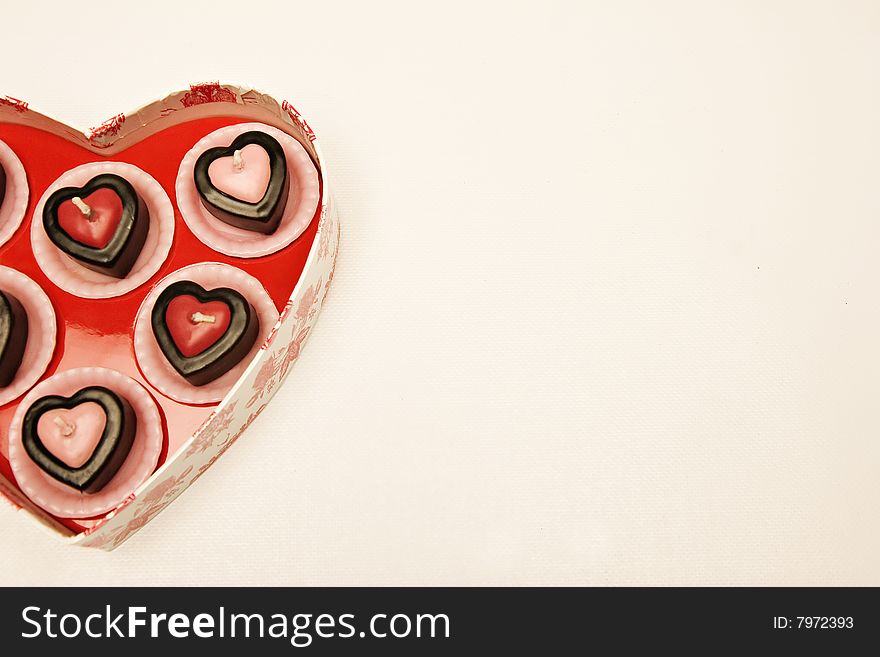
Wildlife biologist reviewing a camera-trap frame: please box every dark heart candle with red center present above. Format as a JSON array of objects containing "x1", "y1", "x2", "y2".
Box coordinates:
[
  {"x1": 42, "y1": 173, "x2": 149, "y2": 279},
  {"x1": 193, "y1": 130, "x2": 289, "y2": 234},
  {"x1": 22, "y1": 386, "x2": 137, "y2": 493},
  {"x1": 151, "y1": 281, "x2": 260, "y2": 386},
  {"x1": 0, "y1": 290, "x2": 28, "y2": 387}
]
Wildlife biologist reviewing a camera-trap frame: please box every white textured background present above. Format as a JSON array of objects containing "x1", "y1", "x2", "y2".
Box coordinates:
[{"x1": 1, "y1": 0, "x2": 878, "y2": 585}]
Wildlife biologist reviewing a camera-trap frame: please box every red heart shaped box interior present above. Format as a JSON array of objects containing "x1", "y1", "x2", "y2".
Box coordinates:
[{"x1": 0, "y1": 84, "x2": 339, "y2": 549}]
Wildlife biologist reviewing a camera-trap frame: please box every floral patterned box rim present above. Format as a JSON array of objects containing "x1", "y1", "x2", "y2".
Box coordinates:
[{"x1": 0, "y1": 83, "x2": 340, "y2": 550}]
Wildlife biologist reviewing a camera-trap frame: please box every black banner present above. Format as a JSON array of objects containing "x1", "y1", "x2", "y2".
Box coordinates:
[{"x1": 0, "y1": 587, "x2": 875, "y2": 653}]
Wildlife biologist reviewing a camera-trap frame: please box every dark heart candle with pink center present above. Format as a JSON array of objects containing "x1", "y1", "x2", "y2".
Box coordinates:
[
  {"x1": 42, "y1": 173, "x2": 149, "y2": 279},
  {"x1": 151, "y1": 280, "x2": 259, "y2": 386},
  {"x1": 193, "y1": 130, "x2": 289, "y2": 234},
  {"x1": 21, "y1": 386, "x2": 137, "y2": 493}
]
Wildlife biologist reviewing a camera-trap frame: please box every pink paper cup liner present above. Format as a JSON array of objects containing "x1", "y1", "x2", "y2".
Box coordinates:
[
  {"x1": 134, "y1": 262, "x2": 280, "y2": 405},
  {"x1": 31, "y1": 162, "x2": 174, "y2": 299},
  {"x1": 0, "y1": 139, "x2": 29, "y2": 248},
  {"x1": 175, "y1": 122, "x2": 320, "y2": 258},
  {"x1": 7, "y1": 367, "x2": 163, "y2": 518},
  {"x1": 0, "y1": 267, "x2": 57, "y2": 410}
]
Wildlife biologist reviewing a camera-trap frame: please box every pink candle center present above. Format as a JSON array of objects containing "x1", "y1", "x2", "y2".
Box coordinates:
[
  {"x1": 207, "y1": 143, "x2": 271, "y2": 203},
  {"x1": 36, "y1": 402, "x2": 107, "y2": 468}
]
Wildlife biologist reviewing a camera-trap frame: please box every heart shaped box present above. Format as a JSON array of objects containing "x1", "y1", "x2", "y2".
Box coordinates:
[{"x1": 0, "y1": 83, "x2": 339, "y2": 550}]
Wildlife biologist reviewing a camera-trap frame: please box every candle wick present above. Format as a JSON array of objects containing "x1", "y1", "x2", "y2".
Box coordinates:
[
  {"x1": 191, "y1": 312, "x2": 217, "y2": 324},
  {"x1": 233, "y1": 149, "x2": 244, "y2": 172},
  {"x1": 71, "y1": 196, "x2": 92, "y2": 219},
  {"x1": 53, "y1": 415, "x2": 76, "y2": 437}
]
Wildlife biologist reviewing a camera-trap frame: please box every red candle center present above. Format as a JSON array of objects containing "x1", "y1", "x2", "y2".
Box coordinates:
[
  {"x1": 56, "y1": 188, "x2": 124, "y2": 249},
  {"x1": 165, "y1": 295, "x2": 232, "y2": 357}
]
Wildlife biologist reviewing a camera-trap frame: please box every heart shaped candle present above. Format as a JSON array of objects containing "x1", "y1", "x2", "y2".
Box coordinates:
[
  {"x1": 35, "y1": 402, "x2": 106, "y2": 468},
  {"x1": 42, "y1": 173, "x2": 150, "y2": 279},
  {"x1": 208, "y1": 143, "x2": 272, "y2": 203},
  {"x1": 0, "y1": 267, "x2": 56, "y2": 406},
  {"x1": 21, "y1": 386, "x2": 137, "y2": 493},
  {"x1": 57, "y1": 187, "x2": 123, "y2": 248},
  {"x1": 0, "y1": 289, "x2": 28, "y2": 387},
  {"x1": 151, "y1": 280, "x2": 259, "y2": 386},
  {"x1": 166, "y1": 296, "x2": 233, "y2": 357},
  {"x1": 8, "y1": 367, "x2": 164, "y2": 519},
  {"x1": 193, "y1": 131, "x2": 289, "y2": 234}
]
